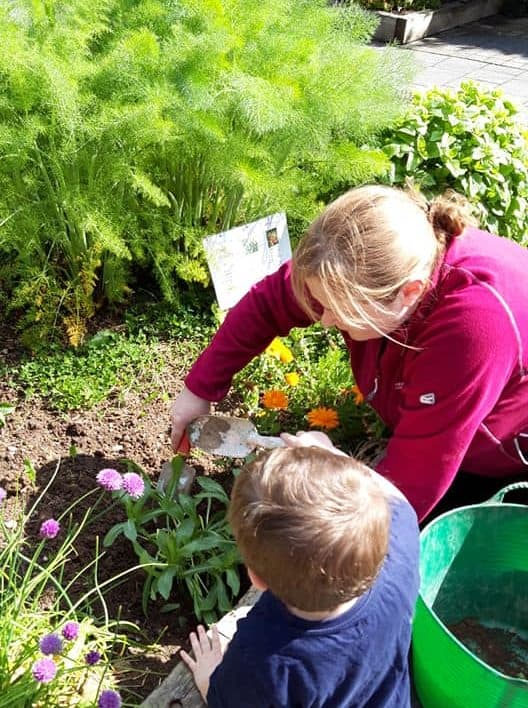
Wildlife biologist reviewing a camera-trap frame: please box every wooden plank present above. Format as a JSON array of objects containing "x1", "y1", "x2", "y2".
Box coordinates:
[{"x1": 141, "y1": 587, "x2": 261, "y2": 708}]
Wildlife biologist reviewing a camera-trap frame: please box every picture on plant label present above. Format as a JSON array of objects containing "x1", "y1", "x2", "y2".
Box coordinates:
[{"x1": 266, "y1": 228, "x2": 279, "y2": 248}]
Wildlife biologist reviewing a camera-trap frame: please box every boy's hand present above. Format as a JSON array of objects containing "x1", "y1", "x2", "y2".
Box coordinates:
[{"x1": 180, "y1": 625, "x2": 224, "y2": 701}]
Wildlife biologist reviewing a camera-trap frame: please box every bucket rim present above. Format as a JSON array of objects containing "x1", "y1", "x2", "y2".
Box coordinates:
[{"x1": 420, "y1": 500, "x2": 528, "y2": 537}]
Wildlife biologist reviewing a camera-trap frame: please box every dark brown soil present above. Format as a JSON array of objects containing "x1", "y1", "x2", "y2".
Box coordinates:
[
  {"x1": 0, "y1": 325, "x2": 240, "y2": 704},
  {"x1": 449, "y1": 617, "x2": 528, "y2": 680}
]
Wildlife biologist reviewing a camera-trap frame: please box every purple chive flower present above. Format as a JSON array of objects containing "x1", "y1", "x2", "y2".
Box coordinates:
[
  {"x1": 39, "y1": 632, "x2": 63, "y2": 655},
  {"x1": 32, "y1": 657, "x2": 57, "y2": 683},
  {"x1": 122, "y1": 472, "x2": 144, "y2": 500},
  {"x1": 96, "y1": 468, "x2": 123, "y2": 492},
  {"x1": 85, "y1": 650, "x2": 102, "y2": 666},
  {"x1": 0, "y1": 487, "x2": 6, "y2": 504},
  {"x1": 39, "y1": 518, "x2": 60, "y2": 539},
  {"x1": 98, "y1": 689, "x2": 122, "y2": 708},
  {"x1": 61, "y1": 621, "x2": 79, "y2": 640}
]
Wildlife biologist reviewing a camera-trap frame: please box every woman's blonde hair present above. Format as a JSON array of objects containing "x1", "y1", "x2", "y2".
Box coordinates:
[
  {"x1": 292, "y1": 185, "x2": 477, "y2": 329},
  {"x1": 229, "y1": 446, "x2": 390, "y2": 612}
]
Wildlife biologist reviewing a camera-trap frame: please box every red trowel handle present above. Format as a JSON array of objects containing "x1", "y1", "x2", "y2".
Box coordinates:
[{"x1": 175, "y1": 430, "x2": 191, "y2": 456}]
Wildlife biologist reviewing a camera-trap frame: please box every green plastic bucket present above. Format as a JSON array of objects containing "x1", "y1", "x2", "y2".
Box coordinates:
[{"x1": 412, "y1": 482, "x2": 528, "y2": 708}]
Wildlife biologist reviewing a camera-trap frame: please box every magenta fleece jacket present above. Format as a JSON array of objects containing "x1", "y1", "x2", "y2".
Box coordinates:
[{"x1": 186, "y1": 228, "x2": 528, "y2": 519}]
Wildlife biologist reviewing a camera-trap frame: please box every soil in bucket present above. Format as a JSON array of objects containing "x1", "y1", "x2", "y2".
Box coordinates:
[{"x1": 448, "y1": 617, "x2": 528, "y2": 681}]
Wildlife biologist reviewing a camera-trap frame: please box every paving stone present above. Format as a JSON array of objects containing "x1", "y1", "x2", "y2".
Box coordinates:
[{"x1": 401, "y1": 12, "x2": 527, "y2": 125}]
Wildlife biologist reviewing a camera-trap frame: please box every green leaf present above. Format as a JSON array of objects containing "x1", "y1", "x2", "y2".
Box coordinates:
[
  {"x1": 176, "y1": 517, "x2": 196, "y2": 544},
  {"x1": 196, "y1": 477, "x2": 230, "y2": 502},
  {"x1": 103, "y1": 522, "x2": 126, "y2": 547},
  {"x1": 198, "y1": 585, "x2": 218, "y2": 613},
  {"x1": 216, "y1": 577, "x2": 232, "y2": 614},
  {"x1": 124, "y1": 519, "x2": 137, "y2": 542},
  {"x1": 225, "y1": 567, "x2": 240, "y2": 597},
  {"x1": 157, "y1": 567, "x2": 179, "y2": 600},
  {"x1": 182, "y1": 535, "x2": 224, "y2": 555}
]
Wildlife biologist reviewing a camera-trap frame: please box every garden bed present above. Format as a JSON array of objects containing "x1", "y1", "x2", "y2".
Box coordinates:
[
  {"x1": 1, "y1": 307, "x2": 367, "y2": 704},
  {"x1": 373, "y1": 0, "x2": 503, "y2": 43},
  {"x1": 0, "y1": 323, "x2": 233, "y2": 703}
]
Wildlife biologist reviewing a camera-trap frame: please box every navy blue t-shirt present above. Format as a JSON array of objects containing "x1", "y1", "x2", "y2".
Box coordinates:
[{"x1": 207, "y1": 499, "x2": 419, "y2": 708}]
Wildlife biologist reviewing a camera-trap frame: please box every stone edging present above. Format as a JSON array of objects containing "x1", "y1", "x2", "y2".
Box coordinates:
[{"x1": 373, "y1": 0, "x2": 504, "y2": 44}]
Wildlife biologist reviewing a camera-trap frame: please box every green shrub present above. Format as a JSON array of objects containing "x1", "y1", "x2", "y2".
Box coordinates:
[
  {"x1": 382, "y1": 82, "x2": 528, "y2": 244},
  {"x1": 0, "y1": 0, "x2": 413, "y2": 347}
]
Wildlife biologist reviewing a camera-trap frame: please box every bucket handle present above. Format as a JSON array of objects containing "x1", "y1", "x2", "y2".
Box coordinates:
[{"x1": 487, "y1": 481, "x2": 528, "y2": 504}]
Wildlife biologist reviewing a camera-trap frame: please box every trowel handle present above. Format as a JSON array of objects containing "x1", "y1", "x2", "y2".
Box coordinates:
[
  {"x1": 175, "y1": 430, "x2": 191, "y2": 456},
  {"x1": 248, "y1": 433, "x2": 285, "y2": 450}
]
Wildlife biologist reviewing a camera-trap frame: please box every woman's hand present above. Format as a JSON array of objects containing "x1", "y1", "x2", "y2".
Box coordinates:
[
  {"x1": 170, "y1": 386, "x2": 211, "y2": 452},
  {"x1": 280, "y1": 430, "x2": 348, "y2": 457}
]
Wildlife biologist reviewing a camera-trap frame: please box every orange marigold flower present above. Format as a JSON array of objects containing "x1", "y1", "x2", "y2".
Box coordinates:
[
  {"x1": 284, "y1": 372, "x2": 300, "y2": 387},
  {"x1": 262, "y1": 389, "x2": 289, "y2": 410},
  {"x1": 307, "y1": 407, "x2": 339, "y2": 430},
  {"x1": 351, "y1": 385, "x2": 364, "y2": 406}
]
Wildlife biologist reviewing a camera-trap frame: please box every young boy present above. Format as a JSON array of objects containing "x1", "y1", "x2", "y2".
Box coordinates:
[{"x1": 181, "y1": 444, "x2": 420, "y2": 707}]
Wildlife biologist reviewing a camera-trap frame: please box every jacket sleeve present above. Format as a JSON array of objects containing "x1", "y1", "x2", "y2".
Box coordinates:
[
  {"x1": 376, "y1": 285, "x2": 519, "y2": 521},
  {"x1": 185, "y1": 261, "x2": 313, "y2": 401}
]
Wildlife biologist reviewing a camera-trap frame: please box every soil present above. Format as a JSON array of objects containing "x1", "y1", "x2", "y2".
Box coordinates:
[
  {"x1": 449, "y1": 617, "x2": 528, "y2": 680},
  {"x1": 0, "y1": 323, "x2": 243, "y2": 704}
]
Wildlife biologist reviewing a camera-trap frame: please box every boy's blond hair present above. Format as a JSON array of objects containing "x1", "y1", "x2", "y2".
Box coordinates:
[
  {"x1": 228, "y1": 447, "x2": 390, "y2": 612},
  {"x1": 291, "y1": 185, "x2": 477, "y2": 331}
]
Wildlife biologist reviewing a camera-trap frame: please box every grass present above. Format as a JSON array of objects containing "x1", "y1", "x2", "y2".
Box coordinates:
[{"x1": 5, "y1": 302, "x2": 216, "y2": 412}]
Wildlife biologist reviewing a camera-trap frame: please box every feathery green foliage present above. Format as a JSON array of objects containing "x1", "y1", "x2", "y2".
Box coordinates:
[{"x1": 0, "y1": 0, "x2": 413, "y2": 347}]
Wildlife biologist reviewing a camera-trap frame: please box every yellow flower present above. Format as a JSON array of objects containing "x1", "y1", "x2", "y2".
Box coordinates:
[
  {"x1": 265, "y1": 337, "x2": 294, "y2": 364},
  {"x1": 307, "y1": 407, "x2": 339, "y2": 430},
  {"x1": 284, "y1": 372, "x2": 300, "y2": 387},
  {"x1": 262, "y1": 389, "x2": 289, "y2": 410},
  {"x1": 265, "y1": 337, "x2": 283, "y2": 358},
  {"x1": 279, "y1": 346, "x2": 293, "y2": 364}
]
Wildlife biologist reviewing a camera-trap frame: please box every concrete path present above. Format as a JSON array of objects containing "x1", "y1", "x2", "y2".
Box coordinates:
[{"x1": 401, "y1": 14, "x2": 528, "y2": 124}]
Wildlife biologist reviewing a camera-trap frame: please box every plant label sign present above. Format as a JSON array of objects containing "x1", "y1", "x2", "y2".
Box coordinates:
[{"x1": 202, "y1": 212, "x2": 292, "y2": 310}]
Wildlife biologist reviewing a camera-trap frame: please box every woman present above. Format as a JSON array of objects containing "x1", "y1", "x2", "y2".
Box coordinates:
[{"x1": 169, "y1": 185, "x2": 528, "y2": 520}]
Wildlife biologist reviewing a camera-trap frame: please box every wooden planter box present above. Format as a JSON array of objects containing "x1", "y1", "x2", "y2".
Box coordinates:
[{"x1": 373, "y1": 0, "x2": 504, "y2": 44}]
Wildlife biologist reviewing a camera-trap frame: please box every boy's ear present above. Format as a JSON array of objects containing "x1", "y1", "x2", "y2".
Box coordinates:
[{"x1": 247, "y1": 567, "x2": 268, "y2": 591}]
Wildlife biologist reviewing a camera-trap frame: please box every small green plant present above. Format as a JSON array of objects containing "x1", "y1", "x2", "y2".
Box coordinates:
[
  {"x1": 0, "y1": 468, "x2": 138, "y2": 706},
  {"x1": 102, "y1": 460, "x2": 241, "y2": 624},
  {"x1": 0, "y1": 403, "x2": 14, "y2": 428},
  {"x1": 382, "y1": 82, "x2": 528, "y2": 244}
]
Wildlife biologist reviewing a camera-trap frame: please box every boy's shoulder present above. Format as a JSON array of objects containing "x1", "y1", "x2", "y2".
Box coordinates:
[{"x1": 385, "y1": 497, "x2": 420, "y2": 573}]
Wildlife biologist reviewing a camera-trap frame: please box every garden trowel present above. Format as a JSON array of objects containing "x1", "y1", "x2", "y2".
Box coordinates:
[{"x1": 187, "y1": 415, "x2": 285, "y2": 458}]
